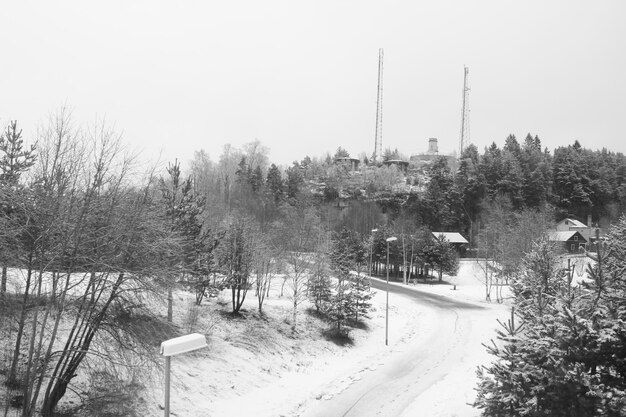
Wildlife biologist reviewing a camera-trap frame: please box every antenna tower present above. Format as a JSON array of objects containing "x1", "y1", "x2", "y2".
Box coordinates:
[
  {"x1": 459, "y1": 66, "x2": 470, "y2": 156},
  {"x1": 373, "y1": 48, "x2": 384, "y2": 163}
]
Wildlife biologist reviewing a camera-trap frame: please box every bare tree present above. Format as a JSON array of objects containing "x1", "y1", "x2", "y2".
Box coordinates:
[
  {"x1": 253, "y1": 228, "x2": 283, "y2": 314},
  {"x1": 279, "y1": 204, "x2": 322, "y2": 331},
  {"x1": 392, "y1": 214, "x2": 419, "y2": 284},
  {"x1": 476, "y1": 196, "x2": 554, "y2": 302},
  {"x1": 0, "y1": 114, "x2": 177, "y2": 416}
]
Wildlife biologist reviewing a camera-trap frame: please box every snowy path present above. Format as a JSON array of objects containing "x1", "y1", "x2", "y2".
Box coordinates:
[{"x1": 298, "y1": 278, "x2": 507, "y2": 417}]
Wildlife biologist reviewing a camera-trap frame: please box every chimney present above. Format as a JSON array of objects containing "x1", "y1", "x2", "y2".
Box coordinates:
[{"x1": 587, "y1": 214, "x2": 592, "y2": 227}]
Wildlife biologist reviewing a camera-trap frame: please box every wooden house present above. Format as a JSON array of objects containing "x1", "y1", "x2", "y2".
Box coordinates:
[
  {"x1": 548, "y1": 231, "x2": 587, "y2": 253},
  {"x1": 555, "y1": 217, "x2": 594, "y2": 241}
]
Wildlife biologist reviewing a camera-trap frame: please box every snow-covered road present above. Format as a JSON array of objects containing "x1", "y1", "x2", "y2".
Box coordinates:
[{"x1": 299, "y1": 278, "x2": 507, "y2": 417}]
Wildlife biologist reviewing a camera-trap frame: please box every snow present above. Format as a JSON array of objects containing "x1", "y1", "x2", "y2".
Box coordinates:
[
  {"x1": 141, "y1": 260, "x2": 510, "y2": 417},
  {"x1": 143, "y1": 284, "x2": 429, "y2": 417},
  {"x1": 2, "y1": 260, "x2": 511, "y2": 416}
]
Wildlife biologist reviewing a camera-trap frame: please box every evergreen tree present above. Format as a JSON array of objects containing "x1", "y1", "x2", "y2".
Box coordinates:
[
  {"x1": 351, "y1": 273, "x2": 373, "y2": 321},
  {"x1": 503, "y1": 134, "x2": 521, "y2": 160},
  {"x1": 498, "y1": 150, "x2": 524, "y2": 209},
  {"x1": 421, "y1": 234, "x2": 459, "y2": 282},
  {"x1": 327, "y1": 228, "x2": 372, "y2": 331},
  {"x1": 286, "y1": 163, "x2": 304, "y2": 201},
  {"x1": 249, "y1": 165, "x2": 264, "y2": 192},
  {"x1": 423, "y1": 157, "x2": 455, "y2": 229},
  {"x1": 266, "y1": 163, "x2": 283, "y2": 202},
  {"x1": 308, "y1": 270, "x2": 332, "y2": 314},
  {"x1": 334, "y1": 146, "x2": 350, "y2": 159},
  {"x1": 479, "y1": 142, "x2": 506, "y2": 198},
  {"x1": 0, "y1": 121, "x2": 36, "y2": 184},
  {"x1": 476, "y1": 222, "x2": 626, "y2": 416},
  {"x1": 0, "y1": 121, "x2": 36, "y2": 295}
]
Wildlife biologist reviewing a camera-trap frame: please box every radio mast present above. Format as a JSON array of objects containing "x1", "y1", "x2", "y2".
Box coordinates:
[
  {"x1": 373, "y1": 48, "x2": 384, "y2": 163},
  {"x1": 459, "y1": 66, "x2": 470, "y2": 156}
]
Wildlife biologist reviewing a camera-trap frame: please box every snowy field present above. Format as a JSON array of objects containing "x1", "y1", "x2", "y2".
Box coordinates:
[
  {"x1": 2, "y1": 261, "x2": 515, "y2": 416},
  {"x1": 139, "y1": 260, "x2": 511, "y2": 417}
]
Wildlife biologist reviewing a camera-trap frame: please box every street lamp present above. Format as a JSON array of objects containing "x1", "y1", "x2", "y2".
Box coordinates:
[
  {"x1": 160, "y1": 333, "x2": 208, "y2": 416},
  {"x1": 385, "y1": 236, "x2": 397, "y2": 346},
  {"x1": 369, "y1": 228, "x2": 378, "y2": 280}
]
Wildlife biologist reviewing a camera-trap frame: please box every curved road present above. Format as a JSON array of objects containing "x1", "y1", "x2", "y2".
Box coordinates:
[{"x1": 299, "y1": 278, "x2": 497, "y2": 417}]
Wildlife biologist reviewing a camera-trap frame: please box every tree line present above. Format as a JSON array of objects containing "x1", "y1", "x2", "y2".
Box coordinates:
[{"x1": 280, "y1": 135, "x2": 626, "y2": 245}]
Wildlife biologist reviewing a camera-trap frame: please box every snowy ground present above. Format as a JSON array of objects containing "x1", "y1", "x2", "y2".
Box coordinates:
[
  {"x1": 141, "y1": 281, "x2": 429, "y2": 417},
  {"x1": 141, "y1": 260, "x2": 511, "y2": 417},
  {"x1": 1, "y1": 260, "x2": 512, "y2": 417}
]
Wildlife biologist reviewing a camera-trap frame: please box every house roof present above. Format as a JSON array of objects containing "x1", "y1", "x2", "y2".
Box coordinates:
[
  {"x1": 558, "y1": 218, "x2": 587, "y2": 228},
  {"x1": 334, "y1": 156, "x2": 360, "y2": 163},
  {"x1": 432, "y1": 232, "x2": 469, "y2": 244},
  {"x1": 548, "y1": 231, "x2": 587, "y2": 243}
]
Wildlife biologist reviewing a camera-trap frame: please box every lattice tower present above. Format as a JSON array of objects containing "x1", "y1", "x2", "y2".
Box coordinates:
[
  {"x1": 373, "y1": 48, "x2": 384, "y2": 163},
  {"x1": 459, "y1": 66, "x2": 470, "y2": 156}
]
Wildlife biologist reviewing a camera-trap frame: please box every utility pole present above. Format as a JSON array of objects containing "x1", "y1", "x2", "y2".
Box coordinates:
[
  {"x1": 459, "y1": 66, "x2": 470, "y2": 156},
  {"x1": 373, "y1": 48, "x2": 384, "y2": 163}
]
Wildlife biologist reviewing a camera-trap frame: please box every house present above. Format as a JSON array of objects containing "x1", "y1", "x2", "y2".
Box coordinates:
[
  {"x1": 382, "y1": 159, "x2": 409, "y2": 173},
  {"x1": 432, "y1": 232, "x2": 469, "y2": 244},
  {"x1": 548, "y1": 231, "x2": 587, "y2": 253},
  {"x1": 333, "y1": 157, "x2": 360, "y2": 171},
  {"x1": 555, "y1": 216, "x2": 594, "y2": 242},
  {"x1": 432, "y1": 232, "x2": 469, "y2": 256}
]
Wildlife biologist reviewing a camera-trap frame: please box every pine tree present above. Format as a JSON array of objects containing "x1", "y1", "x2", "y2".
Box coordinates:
[
  {"x1": 327, "y1": 228, "x2": 370, "y2": 332},
  {"x1": 308, "y1": 242, "x2": 332, "y2": 315},
  {"x1": 0, "y1": 121, "x2": 36, "y2": 296},
  {"x1": 351, "y1": 274, "x2": 373, "y2": 322}
]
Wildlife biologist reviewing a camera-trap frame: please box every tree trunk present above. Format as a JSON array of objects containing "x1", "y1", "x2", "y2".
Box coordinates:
[
  {"x1": 292, "y1": 297, "x2": 297, "y2": 331},
  {"x1": 1, "y1": 265, "x2": 7, "y2": 295},
  {"x1": 41, "y1": 273, "x2": 124, "y2": 416},
  {"x1": 402, "y1": 235, "x2": 407, "y2": 285},
  {"x1": 9, "y1": 262, "x2": 33, "y2": 385},
  {"x1": 167, "y1": 286, "x2": 173, "y2": 322}
]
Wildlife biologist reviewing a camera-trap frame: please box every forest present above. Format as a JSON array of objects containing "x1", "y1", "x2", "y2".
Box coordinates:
[{"x1": 1, "y1": 108, "x2": 626, "y2": 416}]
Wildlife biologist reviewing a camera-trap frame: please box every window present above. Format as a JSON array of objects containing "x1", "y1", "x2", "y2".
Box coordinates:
[
  {"x1": 571, "y1": 244, "x2": 575, "y2": 251},
  {"x1": 574, "y1": 235, "x2": 578, "y2": 241}
]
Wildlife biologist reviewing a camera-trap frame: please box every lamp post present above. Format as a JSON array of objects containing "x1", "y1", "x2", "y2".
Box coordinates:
[
  {"x1": 369, "y1": 228, "x2": 378, "y2": 280},
  {"x1": 160, "y1": 333, "x2": 208, "y2": 417},
  {"x1": 385, "y1": 236, "x2": 397, "y2": 346}
]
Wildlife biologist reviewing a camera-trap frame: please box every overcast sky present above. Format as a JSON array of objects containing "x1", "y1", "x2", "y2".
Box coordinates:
[{"x1": 1, "y1": 1, "x2": 625, "y2": 167}]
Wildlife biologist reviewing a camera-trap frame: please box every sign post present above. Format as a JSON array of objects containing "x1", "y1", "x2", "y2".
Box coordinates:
[{"x1": 160, "y1": 333, "x2": 208, "y2": 416}]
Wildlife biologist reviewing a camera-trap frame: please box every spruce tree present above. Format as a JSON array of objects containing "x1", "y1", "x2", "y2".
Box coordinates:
[
  {"x1": 476, "y1": 225, "x2": 626, "y2": 416},
  {"x1": 308, "y1": 270, "x2": 332, "y2": 314}
]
